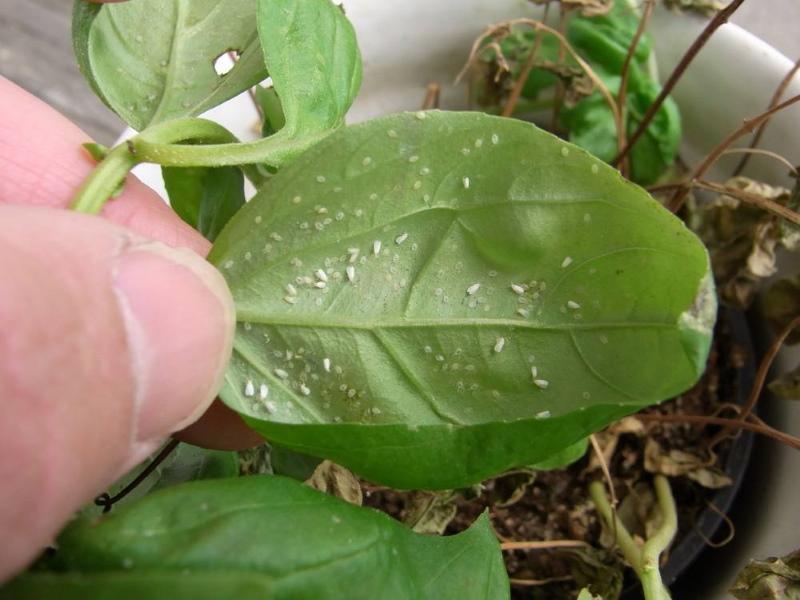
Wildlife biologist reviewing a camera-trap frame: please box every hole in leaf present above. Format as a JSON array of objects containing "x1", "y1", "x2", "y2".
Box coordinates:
[{"x1": 214, "y1": 49, "x2": 240, "y2": 77}]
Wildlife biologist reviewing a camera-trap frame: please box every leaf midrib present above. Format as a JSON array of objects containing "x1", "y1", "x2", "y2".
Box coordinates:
[{"x1": 234, "y1": 315, "x2": 678, "y2": 332}]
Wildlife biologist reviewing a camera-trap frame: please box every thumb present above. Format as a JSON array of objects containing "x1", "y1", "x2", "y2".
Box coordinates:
[{"x1": 0, "y1": 205, "x2": 235, "y2": 580}]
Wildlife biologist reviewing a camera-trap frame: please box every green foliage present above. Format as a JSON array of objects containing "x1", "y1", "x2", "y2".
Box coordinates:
[
  {"x1": 3, "y1": 477, "x2": 508, "y2": 600},
  {"x1": 255, "y1": 0, "x2": 362, "y2": 144},
  {"x1": 210, "y1": 110, "x2": 714, "y2": 489},
  {"x1": 72, "y1": 0, "x2": 266, "y2": 131},
  {"x1": 163, "y1": 167, "x2": 246, "y2": 242},
  {"x1": 474, "y1": 2, "x2": 681, "y2": 185}
]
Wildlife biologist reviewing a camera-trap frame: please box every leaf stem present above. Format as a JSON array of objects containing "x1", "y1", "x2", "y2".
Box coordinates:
[
  {"x1": 70, "y1": 118, "x2": 243, "y2": 214},
  {"x1": 132, "y1": 128, "x2": 330, "y2": 168}
]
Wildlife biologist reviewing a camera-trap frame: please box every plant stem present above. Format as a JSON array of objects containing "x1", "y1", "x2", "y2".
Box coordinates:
[
  {"x1": 639, "y1": 476, "x2": 677, "y2": 600},
  {"x1": 70, "y1": 118, "x2": 241, "y2": 214},
  {"x1": 588, "y1": 481, "x2": 643, "y2": 573},
  {"x1": 733, "y1": 57, "x2": 800, "y2": 176},
  {"x1": 670, "y1": 93, "x2": 800, "y2": 212},
  {"x1": 94, "y1": 439, "x2": 180, "y2": 513},
  {"x1": 589, "y1": 476, "x2": 676, "y2": 600},
  {"x1": 132, "y1": 127, "x2": 330, "y2": 168},
  {"x1": 501, "y1": 540, "x2": 589, "y2": 551},
  {"x1": 613, "y1": 0, "x2": 747, "y2": 167},
  {"x1": 501, "y1": 2, "x2": 550, "y2": 118},
  {"x1": 693, "y1": 180, "x2": 800, "y2": 225},
  {"x1": 638, "y1": 413, "x2": 800, "y2": 450}
]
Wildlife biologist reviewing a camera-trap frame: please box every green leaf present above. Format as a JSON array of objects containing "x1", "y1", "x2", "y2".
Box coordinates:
[
  {"x1": 72, "y1": 0, "x2": 265, "y2": 131},
  {"x1": 5, "y1": 477, "x2": 508, "y2": 600},
  {"x1": 1, "y1": 571, "x2": 275, "y2": 600},
  {"x1": 163, "y1": 166, "x2": 246, "y2": 242},
  {"x1": 210, "y1": 110, "x2": 715, "y2": 489},
  {"x1": 561, "y1": 69, "x2": 682, "y2": 186},
  {"x1": 256, "y1": 0, "x2": 362, "y2": 138},
  {"x1": 530, "y1": 437, "x2": 588, "y2": 470}
]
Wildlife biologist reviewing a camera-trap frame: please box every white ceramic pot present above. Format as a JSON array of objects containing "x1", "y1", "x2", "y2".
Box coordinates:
[{"x1": 128, "y1": 5, "x2": 800, "y2": 597}]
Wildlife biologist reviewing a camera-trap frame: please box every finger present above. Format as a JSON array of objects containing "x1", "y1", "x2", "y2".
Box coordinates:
[
  {"x1": 0, "y1": 205, "x2": 235, "y2": 581},
  {"x1": 0, "y1": 77, "x2": 208, "y2": 255},
  {"x1": 0, "y1": 77, "x2": 261, "y2": 449}
]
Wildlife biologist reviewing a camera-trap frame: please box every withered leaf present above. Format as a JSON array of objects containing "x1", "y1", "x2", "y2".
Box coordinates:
[
  {"x1": 644, "y1": 438, "x2": 732, "y2": 489},
  {"x1": 769, "y1": 363, "x2": 800, "y2": 400},
  {"x1": 403, "y1": 491, "x2": 458, "y2": 535},
  {"x1": 763, "y1": 276, "x2": 800, "y2": 345},
  {"x1": 305, "y1": 460, "x2": 363, "y2": 506},
  {"x1": 690, "y1": 177, "x2": 795, "y2": 309},
  {"x1": 731, "y1": 549, "x2": 800, "y2": 599}
]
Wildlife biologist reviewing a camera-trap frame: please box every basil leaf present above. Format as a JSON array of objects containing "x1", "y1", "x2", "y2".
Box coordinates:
[
  {"x1": 8, "y1": 477, "x2": 507, "y2": 600},
  {"x1": 163, "y1": 166, "x2": 246, "y2": 242},
  {"x1": 256, "y1": 0, "x2": 362, "y2": 138},
  {"x1": 210, "y1": 111, "x2": 715, "y2": 489},
  {"x1": 1, "y1": 571, "x2": 274, "y2": 600},
  {"x1": 561, "y1": 70, "x2": 682, "y2": 186},
  {"x1": 72, "y1": 0, "x2": 265, "y2": 131},
  {"x1": 530, "y1": 438, "x2": 588, "y2": 471}
]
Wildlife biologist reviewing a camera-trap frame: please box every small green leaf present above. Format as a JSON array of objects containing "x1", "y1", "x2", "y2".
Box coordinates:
[
  {"x1": 256, "y1": 0, "x2": 362, "y2": 138},
  {"x1": 163, "y1": 166, "x2": 246, "y2": 242},
  {"x1": 72, "y1": 0, "x2": 265, "y2": 130},
  {"x1": 210, "y1": 111, "x2": 714, "y2": 490},
  {"x1": 7, "y1": 477, "x2": 508, "y2": 600}
]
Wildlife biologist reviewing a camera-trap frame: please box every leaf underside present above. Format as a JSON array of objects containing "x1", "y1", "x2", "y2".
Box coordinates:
[
  {"x1": 2, "y1": 477, "x2": 508, "y2": 600},
  {"x1": 72, "y1": 0, "x2": 265, "y2": 131},
  {"x1": 209, "y1": 110, "x2": 716, "y2": 489}
]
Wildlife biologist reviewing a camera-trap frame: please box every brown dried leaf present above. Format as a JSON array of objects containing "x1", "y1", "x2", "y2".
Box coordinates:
[
  {"x1": 492, "y1": 470, "x2": 537, "y2": 507},
  {"x1": 305, "y1": 460, "x2": 363, "y2": 505},
  {"x1": 769, "y1": 364, "x2": 800, "y2": 400},
  {"x1": 644, "y1": 438, "x2": 732, "y2": 489},
  {"x1": 403, "y1": 491, "x2": 458, "y2": 534},
  {"x1": 663, "y1": 0, "x2": 727, "y2": 16},
  {"x1": 565, "y1": 547, "x2": 624, "y2": 599},
  {"x1": 731, "y1": 549, "x2": 800, "y2": 599},
  {"x1": 690, "y1": 177, "x2": 795, "y2": 309},
  {"x1": 763, "y1": 276, "x2": 800, "y2": 345},
  {"x1": 529, "y1": 0, "x2": 613, "y2": 17},
  {"x1": 586, "y1": 417, "x2": 645, "y2": 472}
]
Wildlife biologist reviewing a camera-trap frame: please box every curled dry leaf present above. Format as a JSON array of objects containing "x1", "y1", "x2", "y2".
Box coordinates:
[
  {"x1": 731, "y1": 549, "x2": 800, "y2": 600},
  {"x1": 644, "y1": 438, "x2": 732, "y2": 489},
  {"x1": 529, "y1": 0, "x2": 613, "y2": 17},
  {"x1": 586, "y1": 417, "x2": 645, "y2": 473},
  {"x1": 305, "y1": 460, "x2": 363, "y2": 506},
  {"x1": 663, "y1": 0, "x2": 728, "y2": 15},
  {"x1": 768, "y1": 363, "x2": 800, "y2": 400},
  {"x1": 690, "y1": 177, "x2": 798, "y2": 309},
  {"x1": 564, "y1": 547, "x2": 624, "y2": 600},
  {"x1": 404, "y1": 491, "x2": 459, "y2": 534},
  {"x1": 762, "y1": 275, "x2": 800, "y2": 345}
]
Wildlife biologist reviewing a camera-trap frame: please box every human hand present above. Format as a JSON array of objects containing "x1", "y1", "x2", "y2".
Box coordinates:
[{"x1": 0, "y1": 75, "x2": 261, "y2": 581}]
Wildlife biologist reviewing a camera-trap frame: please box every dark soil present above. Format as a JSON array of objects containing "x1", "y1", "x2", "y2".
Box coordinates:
[{"x1": 363, "y1": 316, "x2": 749, "y2": 599}]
